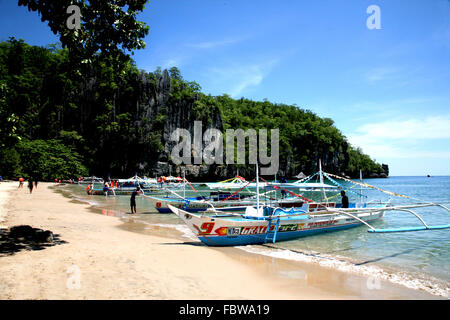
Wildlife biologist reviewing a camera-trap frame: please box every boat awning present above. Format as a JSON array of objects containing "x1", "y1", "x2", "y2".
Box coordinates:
[{"x1": 269, "y1": 182, "x2": 338, "y2": 189}]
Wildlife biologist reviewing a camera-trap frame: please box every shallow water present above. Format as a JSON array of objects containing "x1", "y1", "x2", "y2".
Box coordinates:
[{"x1": 62, "y1": 176, "x2": 450, "y2": 298}]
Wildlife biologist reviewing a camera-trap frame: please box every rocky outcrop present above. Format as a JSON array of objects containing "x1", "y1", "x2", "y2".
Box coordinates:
[
  {"x1": 131, "y1": 70, "x2": 223, "y2": 177},
  {"x1": 82, "y1": 69, "x2": 388, "y2": 180},
  {"x1": 382, "y1": 164, "x2": 389, "y2": 177},
  {"x1": 128, "y1": 70, "x2": 389, "y2": 179}
]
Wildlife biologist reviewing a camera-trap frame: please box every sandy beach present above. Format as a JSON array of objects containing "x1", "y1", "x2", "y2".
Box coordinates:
[{"x1": 0, "y1": 181, "x2": 440, "y2": 300}]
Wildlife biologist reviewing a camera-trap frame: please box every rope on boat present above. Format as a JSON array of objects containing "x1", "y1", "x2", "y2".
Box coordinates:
[
  {"x1": 298, "y1": 172, "x2": 318, "y2": 184},
  {"x1": 321, "y1": 171, "x2": 367, "y2": 199},
  {"x1": 324, "y1": 172, "x2": 411, "y2": 199},
  {"x1": 326, "y1": 183, "x2": 359, "y2": 200},
  {"x1": 182, "y1": 177, "x2": 197, "y2": 193},
  {"x1": 272, "y1": 185, "x2": 313, "y2": 203},
  {"x1": 219, "y1": 178, "x2": 256, "y2": 202},
  {"x1": 323, "y1": 171, "x2": 450, "y2": 210},
  {"x1": 256, "y1": 176, "x2": 312, "y2": 202}
]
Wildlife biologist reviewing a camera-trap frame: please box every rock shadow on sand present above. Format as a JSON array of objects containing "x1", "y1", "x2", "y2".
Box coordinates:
[{"x1": 0, "y1": 225, "x2": 67, "y2": 256}]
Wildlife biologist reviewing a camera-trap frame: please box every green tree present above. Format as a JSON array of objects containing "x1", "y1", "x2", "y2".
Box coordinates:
[
  {"x1": 18, "y1": 0, "x2": 150, "y2": 71},
  {"x1": 17, "y1": 139, "x2": 88, "y2": 180}
]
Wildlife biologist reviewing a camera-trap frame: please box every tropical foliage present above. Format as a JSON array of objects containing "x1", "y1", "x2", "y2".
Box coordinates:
[{"x1": 0, "y1": 38, "x2": 386, "y2": 180}]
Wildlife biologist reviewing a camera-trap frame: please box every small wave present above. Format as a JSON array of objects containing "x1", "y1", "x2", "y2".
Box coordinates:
[
  {"x1": 239, "y1": 245, "x2": 449, "y2": 298},
  {"x1": 142, "y1": 222, "x2": 198, "y2": 241},
  {"x1": 71, "y1": 195, "x2": 100, "y2": 206}
]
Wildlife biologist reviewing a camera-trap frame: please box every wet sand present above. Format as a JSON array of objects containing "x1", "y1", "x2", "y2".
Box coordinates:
[{"x1": 0, "y1": 181, "x2": 440, "y2": 299}]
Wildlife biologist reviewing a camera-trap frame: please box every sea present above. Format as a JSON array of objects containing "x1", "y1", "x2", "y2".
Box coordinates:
[{"x1": 60, "y1": 176, "x2": 450, "y2": 298}]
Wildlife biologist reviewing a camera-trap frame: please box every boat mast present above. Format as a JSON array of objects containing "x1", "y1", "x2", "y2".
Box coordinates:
[
  {"x1": 256, "y1": 163, "x2": 260, "y2": 212},
  {"x1": 359, "y1": 169, "x2": 363, "y2": 204},
  {"x1": 319, "y1": 160, "x2": 327, "y2": 202},
  {"x1": 183, "y1": 167, "x2": 186, "y2": 199}
]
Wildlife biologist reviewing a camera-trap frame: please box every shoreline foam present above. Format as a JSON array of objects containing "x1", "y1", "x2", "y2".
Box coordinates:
[{"x1": 144, "y1": 217, "x2": 449, "y2": 298}]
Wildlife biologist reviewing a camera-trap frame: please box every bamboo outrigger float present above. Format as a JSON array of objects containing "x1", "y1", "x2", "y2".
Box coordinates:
[{"x1": 167, "y1": 163, "x2": 450, "y2": 246}]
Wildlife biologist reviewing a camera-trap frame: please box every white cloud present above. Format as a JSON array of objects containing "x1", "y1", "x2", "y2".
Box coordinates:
[
  {"x1": 355, "y1": 116, "x2": 450, "y2": 140},
  {"x1": 347, "y1": 116, "x2": 450, "y2": 160},
  {"x1": 161, "y1": 58, "x2": 181, "y2": 69},
  {"x1": 363, "y1": 66, "x2": 423, "y2": 88},
  {"x1": 186, "y1": 37, "x2": 245, "y2": 49},
  {"x1": 207, "y1": 59, "x2": 278, "y2": 97}
]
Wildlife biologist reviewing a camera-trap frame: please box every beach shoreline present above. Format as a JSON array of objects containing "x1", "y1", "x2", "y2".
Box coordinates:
[{"x1": 0, "y1": 182, "x2": 442, "y2": 299}]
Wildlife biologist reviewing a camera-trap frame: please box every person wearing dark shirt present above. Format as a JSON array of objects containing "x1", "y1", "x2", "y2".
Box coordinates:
[
  {"x1": 130, "y1": 187, "x2": 140, "y2": 214},
  {"x1": 341, "y1": 190, "x2": 349, "y2": 208},
  {"x1": 28, "y1": 176, "x2": 34, "y2": 194},
  {"x1": 103, "y1": 182, "x2": 109, "y2": 196},
  {"x1": 280, "y1": 177, "x2": 287, "y2": 199}
]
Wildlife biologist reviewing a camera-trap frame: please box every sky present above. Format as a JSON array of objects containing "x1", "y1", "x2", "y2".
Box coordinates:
[{"x1": 1, "y1": 0, "x2": 449, "y2": 176}]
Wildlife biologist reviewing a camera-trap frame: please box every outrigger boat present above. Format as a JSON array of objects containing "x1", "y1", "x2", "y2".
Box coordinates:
[
  {"x1": 142, "y1": 172, "x2": 313, "y2": 213},
  {"x1": 144, "y1": 191, "x2": 308, "y2": 213},
  {"x1": 78, "y1": 176, "x2": 104, "y2": 184},
  {"x1": 85, "y1": 175, "x2": 161, "y2": 196},
  {"x1": 204, "y1": 175, "x2": 270, "y2": 190},
  {"x1": 168, "y1": 164, "x2": 450, "y2": 246}
]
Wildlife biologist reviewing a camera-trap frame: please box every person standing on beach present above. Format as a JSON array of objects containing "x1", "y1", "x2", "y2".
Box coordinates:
[
  {"x1": 28, "y1": 176, "x2": 34, "y2": 194},
  {"x1": 18, "y1": 177, "x2": 24, "y2": 188},
  {"x1": 280, "y1": 177, "x2": 287, "y2": 199},
  {"x1": 341, "y1": 190, "x2": 349, "y2": 208},
  {"x1": 130, "y1": 187, "x2": 141, "y2": 214},
  {"x1": 103, "y1": 182, "x2": 109, "y2": 196}
]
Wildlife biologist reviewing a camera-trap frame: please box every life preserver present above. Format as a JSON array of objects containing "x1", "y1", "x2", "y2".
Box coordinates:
[{"x1": 156, "y1": 202, "x2": 162, "y2": 208}]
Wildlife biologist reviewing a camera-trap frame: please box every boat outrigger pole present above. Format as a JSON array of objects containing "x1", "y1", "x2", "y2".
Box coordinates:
[
  {"x1": 319, "y1": 171, "x2": 450, "y2": 233},
  {"x1": 324, "y1": 199, "x2": 450, "y2": 233}
]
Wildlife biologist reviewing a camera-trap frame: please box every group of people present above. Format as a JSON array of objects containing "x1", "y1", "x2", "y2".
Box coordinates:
[{"x1": 18, "y1": 176, "x2": 38, "y2": 194}]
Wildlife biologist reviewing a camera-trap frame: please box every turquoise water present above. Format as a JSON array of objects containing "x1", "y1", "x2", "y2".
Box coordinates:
[
  {"x1": 63, "y1": 176, "x2": 450, "y2": 297},
  {"x1": 281, "y1": 177, "x2": 450, "y2": 278}
]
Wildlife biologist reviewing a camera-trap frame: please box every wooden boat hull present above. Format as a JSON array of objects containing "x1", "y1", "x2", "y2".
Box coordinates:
[{"x1": 168, "y1": 204, "x2": 385, "y2": 246}]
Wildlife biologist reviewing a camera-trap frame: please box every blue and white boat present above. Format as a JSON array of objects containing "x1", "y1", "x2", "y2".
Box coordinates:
[
  {"x1": 167, "y1": 164, "x2": 450, "y2": 246},
  {"x1": 168, "y1": 201, "x2": 386, "y2": 246},
  {"x1": 143, "y1": 192, "x2": 307, "y2": 213}
]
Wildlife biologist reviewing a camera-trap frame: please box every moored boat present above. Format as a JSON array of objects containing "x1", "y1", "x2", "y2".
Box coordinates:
[
  {"x1": 167, "y1": 203, "x2": 386, "y2": 246},
  {"x1": 167, "y1": 164, "x2": 450, "y2": 246}
]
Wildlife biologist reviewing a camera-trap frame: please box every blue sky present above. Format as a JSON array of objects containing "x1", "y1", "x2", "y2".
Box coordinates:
[{"x1": 1, "y1": 0, "x2": 449, "y2": 175}]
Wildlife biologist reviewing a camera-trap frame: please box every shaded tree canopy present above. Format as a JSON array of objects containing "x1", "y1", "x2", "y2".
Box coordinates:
[{"x1": 18, "y1": 0, "x2": 149, "y2": 71}]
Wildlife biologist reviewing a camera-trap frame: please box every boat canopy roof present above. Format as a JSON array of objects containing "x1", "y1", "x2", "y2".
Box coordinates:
[
  {"x1": 270, "y1": 182, "x2": 338, "y2": 189},
  {"x1": 80, "y1": 176, "x2": 104, "y2": 182},
  {"x1": 116, "y1": 175, "x2": 157, "y2": 184}
]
